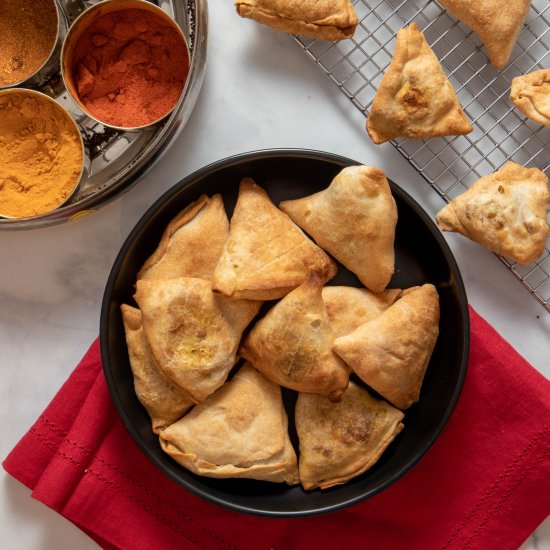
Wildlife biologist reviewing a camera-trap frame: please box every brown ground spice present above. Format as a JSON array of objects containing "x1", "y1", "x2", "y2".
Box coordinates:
[{"x1": 0, "y1": 0, "x2": 58, "y2": 86}]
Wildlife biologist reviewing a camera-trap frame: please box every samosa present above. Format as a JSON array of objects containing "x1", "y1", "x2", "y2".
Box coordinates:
[
  {"x1": 437, "y1": 0, "x2": 531, "y2": 69},
  {"x1": 295, "y1": 382, "x2": 404, "y2": 490},
  {"x1": 212, "y1": 178, "x2": 336, "y2": 300},
  {"x1": 322, "y1": 285, "x2": 402, "y2": 338},
  {"x1": 436, "y1": 162, "x2": 549, "y2": 265},
  {"x1": 280, "y1": 166, "x2": 397, "y2": 292},
  {"x1": 160, "y1": 364, "x2": 299, "y2": 484},
  {"x1": 134, "y1": 277, "x2": 261, "y2": 402},
  {"x1": 333, "y1": 284, "x2": 440, "y2": 409},
  {"x1": 138, "y1": 194, "x2": 229, "y2": 281},
  {"x1": 240, "y1": 274, "x2": 349, "y2": 401},
  {"x1": 366, "y1": 23, "x2": 472, "y2": 144},
  {"x1": 121, "y1": 304, "x2": 194, "y2": 433}
]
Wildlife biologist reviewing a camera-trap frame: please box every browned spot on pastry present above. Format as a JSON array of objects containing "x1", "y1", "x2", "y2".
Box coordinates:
[
  {"x1": 313, "y1": 444, "x2": 334, "y2": 458},
  {"x1": 401, "y1": 88, "x2": 428, "y2": 116},
  {"x1": 338, "y1": 414, "x2": 373, "y2": 446}
]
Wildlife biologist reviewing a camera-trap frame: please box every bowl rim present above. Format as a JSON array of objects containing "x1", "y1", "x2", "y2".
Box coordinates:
[{"x1": 100, "y1": 148, "x2": 470, "y2": 517}]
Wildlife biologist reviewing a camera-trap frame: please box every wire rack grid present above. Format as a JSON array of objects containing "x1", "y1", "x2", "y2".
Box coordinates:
[{"x1": 292, "y1": 0, "x2": 550, "y2": 313}]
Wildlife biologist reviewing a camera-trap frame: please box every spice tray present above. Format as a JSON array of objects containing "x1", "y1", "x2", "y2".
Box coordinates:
[
  {"x1": 0, "y1": 0, "x2": 207, "y2": 229},
  {"x1": 292, "y1": 0, "x2": 550, "y2": 312}
]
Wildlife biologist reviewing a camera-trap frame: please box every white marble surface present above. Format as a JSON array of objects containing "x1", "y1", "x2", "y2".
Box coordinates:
[{"x1": 1, "y1": 0, "x2": 549, "y2": 548}]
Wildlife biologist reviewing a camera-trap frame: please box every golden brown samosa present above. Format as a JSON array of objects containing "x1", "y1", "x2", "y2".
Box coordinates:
[
  {"x1": 134, "y1": 277, "x2": 261, "y2": 403},
  {"x1": 159, "y1": 364, "x2": 299, "y2": 484},
  {"x1": 366, "y1": 23, "x2": 472, "y2": 144},
  {"x1": 295, "y1": 382, "x2": 404, "y2": 490},
  {"x1": 280, "y1": 166, "x2": 397, "y2": 292},
  {"x1": 437, "y1": 0, "x2": 531, "y2": 69},
  {"x1": 240, "y1": 274, "x2": 349, "y2": 401},
  {"x1": 322, "y1": 285, "x2": 402, "y2": 338},
  {"x1": 138, "y1": 194, "x2": 229, "y2": 281},
  {"x1": 212, "y1": 178, "x2": 337, "y2": 300},
  {"x1": 333, "y1": 284, "x2": 440, "y2": 410},
  {"x1": 436, "y1": 162, "x2": 549, "y2": 265},
  {"x1": 235, "y1": 0, "x2": 357, "y2": 41},
  {"x1": 121, "y1": 305, "x2": 194, "y2": 433},
  {"x1": 510, "y1": 69, "x2": 550, "y2": 128}
]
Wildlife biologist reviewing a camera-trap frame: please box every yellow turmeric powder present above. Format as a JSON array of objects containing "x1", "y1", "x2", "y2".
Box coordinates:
[{"x1": 0, "y1": 90, "x2": 84, "y2": 218}]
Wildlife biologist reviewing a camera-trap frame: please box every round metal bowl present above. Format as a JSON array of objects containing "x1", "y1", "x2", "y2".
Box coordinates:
[
  {"x1": 100, "y1": 149, "x2": 470, "y2": 517},
  {"x1": 0, "y1": 0, "x2": 207, "y2": 229}
]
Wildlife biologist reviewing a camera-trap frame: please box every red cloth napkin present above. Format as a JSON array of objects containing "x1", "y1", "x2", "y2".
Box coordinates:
[{"x1": 4, "y1": 307, "x2": 550, "y2": 550}]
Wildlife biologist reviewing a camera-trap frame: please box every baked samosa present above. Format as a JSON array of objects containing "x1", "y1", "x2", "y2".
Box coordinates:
[
  {"x1": 333, "y1": 284, "x2": 440, "y2": 409},
  {"x1": 240, "y1": 274, "x2": 349, "y2": 401},
  {"x1": 212, "y1": 178, "x2": 337, "y2": 300},
  {"x1": 437, "y1": 0, "x2": 531, "y2": 69},
  {"x1": 121, "y1": 305, "x2": 194, "y2": 433},
  {"x1": 159, "y1": 364, "x2": 299, "y2": 484},
  {"x1": 138, "y1": 194, "x2": 229, "y2": 281},
  {"x1": 322, "y1": 285, "x2": 402, "y2": 338},
  {"x1": 280, "y1": 166, "x2": 397, "y2": 292},
  {"x1": 510, "y1": 69, "x2": 550, "y2": 127},
  {"x1": 436, "y1": 162, "x2": 549, "y2": 265},
  {"x1": 296, "y1": 382, "x2": 404, "y2": 490},
  {"x1": 366, "y1": 23, "x2": 472, "y2": 144},
  {"x1": 235, "y1": 0, "x2": 357, "y2": 41},
  {"x1": 135, "y1": 277, "x2": 261, "y2": 402}
]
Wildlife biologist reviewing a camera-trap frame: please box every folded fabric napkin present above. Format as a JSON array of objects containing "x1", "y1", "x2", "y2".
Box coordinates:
[{"x1": 4, "y1": 306, "x2": 550, "y2": 550}]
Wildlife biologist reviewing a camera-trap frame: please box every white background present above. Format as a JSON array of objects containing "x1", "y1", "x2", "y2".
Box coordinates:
[{"x1": 1, "y1": 0, "x2": 549, "y2": 547}]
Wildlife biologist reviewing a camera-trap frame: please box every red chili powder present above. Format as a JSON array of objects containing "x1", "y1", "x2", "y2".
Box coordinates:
[{"x1": 71, "y1": 8, "x2": 189, "y2": 128}]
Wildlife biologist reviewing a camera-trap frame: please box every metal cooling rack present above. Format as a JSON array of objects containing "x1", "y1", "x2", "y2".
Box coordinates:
[{"x1": 292, "y1": 0, "x2": 550, "y2": 313}]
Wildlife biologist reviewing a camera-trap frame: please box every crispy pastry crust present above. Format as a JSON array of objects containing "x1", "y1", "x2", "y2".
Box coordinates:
[
  {"x1": 332, "y1": 284, "x2": 440, "y2": 410},
  {"x1": 322, "y1": 286, "x2": 402, "y2": 338},
  {"x1": 510, "y1": 69, "x2": 550, "y2": 127},
  {"x1": 240, "y1": 274, "x2": 350, "y2": 401},
  {"x1": 366, "y1": 23, "x2": 472, "y2": 144},
  {"x1": 212, "y1": 178, "x2": 337, "y2": 300},
  {"x1": 235, "y1": 0, "x2": 357, "y2": 40},
  {"x1": 295, "y1": 382, "x2": 404, "y2": 490},
  {"x1": 436, "y1": 162, "x2": 550, "y2": 265},
  {"x1": 138, "y1": 194, "x2": 229, "y2": 282},
  {"x1": 437, "y1": 0, "x2": 531, "y2": 69},
  {"x1": 280, "y1": 166, "x2": 397, "y2": 292},
  {"x1": 160, "y1": 364, "x2": 299, "y2": 484},
  {"x1": 121, "y1": 305, "x2": 193, "y2": 433},
  {"x1": 134, "y1": 277, "x2": 261, "y2": 402}
]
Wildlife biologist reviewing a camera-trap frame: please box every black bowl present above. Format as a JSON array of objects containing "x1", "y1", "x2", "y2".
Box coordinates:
[{"x1": 100, "y1": 149, "x2": 469, "y2": 517}]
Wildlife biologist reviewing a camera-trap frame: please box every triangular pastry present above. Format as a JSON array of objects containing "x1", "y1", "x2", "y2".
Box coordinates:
[
  {"x1": 134, "y1": 277, "x2": 262, "y2": 402},
  {"x1": 295, "y1": 382, "x2": 404, "y2": 490},
  {"x1": 322, "y1": 285, "x2": 402, "y2": 338},
  {"x1": 240, "y1": 274, "x2": 350, "y2": 401},
  {"x1": 510, "y1": 69, "x2": 550, "y2": 127},
  {"x1": 366, "y1": 23, "x2": 472, "y2": 144},
  {"x1": 159, "y1": 364, "x2": 299, "y2": 484},
  {"x1": 121, "y1": 305, "x2": 194, "y2": 433},
  {"x1": 436, "y1": 162, "x2": 549, "y2": 265},
  {"x1": 280, "y1": 166, "x2": 397, "y2": 292},
  {"x1": 235, "y1": 0, "x2": 357, "y2": 41},
  {"x1": 332, "y1": 284, "x2": 440, "y2": 410},
  {"x1": 212, "y1": 178, "x2": 337, "y2": 300},
  {"x1": 437, "y1": 0, "x2": 531, "y2": 69},
  {"x1": 138, "y1": 194, "x2": 229, "y2": 281}
]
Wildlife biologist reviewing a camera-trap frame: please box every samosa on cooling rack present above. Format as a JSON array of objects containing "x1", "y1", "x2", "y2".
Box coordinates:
[
  {"x1": 366, "y1": 23, "x2": 472, "y2": 144},
  {"x1": 437, "y1": 0, "x2": 532, "y2": 69}
]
